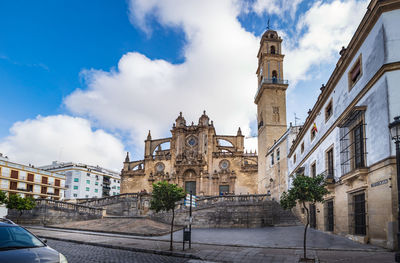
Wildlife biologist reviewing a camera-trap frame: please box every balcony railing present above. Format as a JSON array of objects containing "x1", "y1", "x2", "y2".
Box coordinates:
[
  {"x1": 260, "y1": 77, "x2": 288, "y2": 85},
  {"x1": 255, "y1": 77, "x2": 288, "y2": 100}
]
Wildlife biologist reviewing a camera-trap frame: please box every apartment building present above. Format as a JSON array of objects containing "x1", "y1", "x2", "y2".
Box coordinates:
[
  {"x1": 0, "y1": 153, "x2": 66, "y2": 200},
  {"x1": 39, "y1": 161, "x2": 120, "y2": 199}
]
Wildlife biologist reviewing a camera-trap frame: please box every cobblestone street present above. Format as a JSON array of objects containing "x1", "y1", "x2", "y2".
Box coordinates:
[{"x1": 47, "y1": 239, "x2": 192, "y2": 263}]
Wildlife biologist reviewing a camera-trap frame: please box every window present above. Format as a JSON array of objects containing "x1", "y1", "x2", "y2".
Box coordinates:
[
  {"x1": 55, "y1": 179, "x2": 60, "y2": 187},
  {"x1": 353, "y1": 123, "x2": 365, "y2": 169},
  {"x1": 11, "y1": 170, "x2": 19, "y2": 179},
  {"x1": 86, "y1": 180, "x2": 90, "y2": 184},
  {"x1": 325, "y1": 100, "x2": 333, "y2": 121},
  {"x1": 339, "y1": 109, "x2": 366, "y2": 175},
  {"x1": 41, "y1": 186, "x2": 47, "y2": 194},
  {"x1": 86, "y1": 187, "x2": 90, "y2": 191},
  {"x1": 87, "y1": 173, "x2": 90, "y2": 176},
  {"x1": 27, "y1": 173, "x2": 34, "y2": 182},
  {"x1": 117, "y1": 186, "x2": 120, "y2": 190},
  {"x1": 27, "y1": 184, "x2": 33, "y2": 192},
  {"x1": 270, "y1": 45, "x2": 276, "y2": 54},
  {"x1": 10, "y1": 181, "x2": 17, "y2": 190},
  {"x1": 311, "y1": 162, "x2": 316, "y2": 178},
  {"x1": 276, "y1": 149, "x2": 280, "y2": 161},
  {"x1": 95, "y1": 189, "x2": 98, "y2": 193},
  {"x1": 293, "y1": 154, "x2": 297, "y2": 164},
  {"x1": 73, "y1": 194, "x2": 77, "y2": 197},
  {"x1": 73, "y1": 186, "x2": 78, "y2": 190},
  {"x1": 74, "y1": 178, "x2": 79, "y2": 182},
  {"x1": 348, "y1": 55, "x2": 362, "y2": 89},
  {"x1": 311, "y1": 129, "x2": 316, "y2": 141},
  {"x1": 112, "y1": 186, "x2": 116, "y2": 189},
  {"x1": 95, "y1": 182, "x2": 99, "y2": 186},
  {"x1": 301, "y1": 142, "x2": 304, "y2": 153},
  {"x1": 326, "y1": 147, "x2": 334, "y2": 180},
  {"x1": 271, "y1": 152, "x2": 274, "y2": 166},
  {"x1": 41, "y1": 176, "x2": 48, "y2": 184}
]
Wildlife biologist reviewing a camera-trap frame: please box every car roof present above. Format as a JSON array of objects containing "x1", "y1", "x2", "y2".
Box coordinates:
[{"x1": 0, "y1": 218, "x2": 18, "y2": 226}]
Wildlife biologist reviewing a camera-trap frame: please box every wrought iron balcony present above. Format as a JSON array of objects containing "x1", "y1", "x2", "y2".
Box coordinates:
[
  {"x1": 260, "y1": 77, "x2": 288, "y2": 85},
  {"x1": 255, "y1": 77, "x2": 289, "y2": 100}
]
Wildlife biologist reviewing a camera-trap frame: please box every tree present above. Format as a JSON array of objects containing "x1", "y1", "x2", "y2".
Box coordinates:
[
  {"x1": 0, "y1": 190, "x2": 7, "y2": 205},
  {"x1": 6, "y1": 194, "x2": 36, "y2": 221},
  {"x1": 280, "y1": 174, "x2": 329, "y2": 261},
  {"x1": 150, "y1": 181, "x2": 185, "y2": 251}
]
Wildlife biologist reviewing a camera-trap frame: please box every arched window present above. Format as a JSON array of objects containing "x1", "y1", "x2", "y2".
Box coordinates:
[
  {"x1": 270, "y1": 34, "x2": 274, "y2": 39},
  {"x1": 272, "y1": 70, "x2": 278, "y2": 83},
  {"x1": 270, "y1": 46, "x2": 276, "y2": 54}
]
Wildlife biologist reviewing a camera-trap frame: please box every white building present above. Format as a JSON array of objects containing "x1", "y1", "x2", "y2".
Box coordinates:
[
  {"x1": 287, "y1": 0, "x2": 400, "y2": 249},
  {"x1": 39, "y1": 162, "x2": 121, "y2": 199}
]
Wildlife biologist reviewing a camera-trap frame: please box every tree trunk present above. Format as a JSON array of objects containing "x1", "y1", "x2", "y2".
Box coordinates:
[
  {"x1": 170, "y1": 208, "x2": 175, "y2": 251},
  {"x1": 302, "y1": 201, "x2": 310, "y2": 260}
]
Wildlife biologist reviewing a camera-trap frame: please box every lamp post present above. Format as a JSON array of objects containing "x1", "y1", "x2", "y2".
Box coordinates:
[{"x1": 389, "y1": 116, "x2": 400, "y2": 262}]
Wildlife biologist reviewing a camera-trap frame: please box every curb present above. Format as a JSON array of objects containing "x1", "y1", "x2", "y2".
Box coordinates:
[
  {"x1": 38, "y1": 235, "x2": 202, "y2": 260},
  {"x1": 44, "y1": 225, "x2": 184, "y2": 237}
]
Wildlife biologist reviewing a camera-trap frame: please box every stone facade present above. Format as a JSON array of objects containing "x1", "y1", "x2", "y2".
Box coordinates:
[{"x1": 121, "y1": 112, "x2": 258, "y2": 196}]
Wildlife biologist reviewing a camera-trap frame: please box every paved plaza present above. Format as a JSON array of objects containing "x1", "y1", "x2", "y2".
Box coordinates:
[{"x1": 27, "y1": 226, "x2": 395, "y2": 262}]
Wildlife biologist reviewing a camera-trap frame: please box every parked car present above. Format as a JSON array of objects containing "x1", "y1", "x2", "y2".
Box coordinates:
[{"x1": 0, "y1": 218, "x2": 67, "y2": 263}]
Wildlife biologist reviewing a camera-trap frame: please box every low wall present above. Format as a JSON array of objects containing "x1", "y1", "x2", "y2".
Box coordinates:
[
  {"x1": 78, "y1": 193, "x2": 152, "y2": 216},
  {"x1": 7, "y1": 199, "x2": 105, "y2": 225},
  {"x1": 151, "y1": 195, "x2": 299, "y2": 228}
]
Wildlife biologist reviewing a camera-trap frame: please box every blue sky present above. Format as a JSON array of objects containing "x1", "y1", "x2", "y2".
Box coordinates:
[{"x1": 0, "y1": 0, "x2": 368, "y2": 170}]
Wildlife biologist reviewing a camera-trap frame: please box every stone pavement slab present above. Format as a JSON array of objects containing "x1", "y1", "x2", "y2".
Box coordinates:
[
  {"x1": 26, "y1": 226, "x2": 395, "y2": 263},
  {"x1": 151, "y1": 226, "x2": 383, "y2": 251}
]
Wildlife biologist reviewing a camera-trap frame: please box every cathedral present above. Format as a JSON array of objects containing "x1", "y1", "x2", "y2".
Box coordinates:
[
  {"x1": 121, "y1": 111, "x2": 258, "y2": 196},
  {"x1": 121, "y1": 29, "x2": 288, "y2": 196}
]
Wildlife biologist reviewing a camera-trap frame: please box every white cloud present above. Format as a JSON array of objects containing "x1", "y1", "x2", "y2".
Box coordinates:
[
  {"x1": 63, "y1": 0, "x2": 369, "y2": 160},
  {"x1": 252, "y1": 0, "x2": 304, "y2": 19},
  {"x1": 0, "y1": 115, "x2": 125, "y2": 171},
  {"x1": 284, "y1": 0, "x2": 368, "y2": 86},
  {"x1": 65, "y1": 0, "x2": 260, "y2": 157}
]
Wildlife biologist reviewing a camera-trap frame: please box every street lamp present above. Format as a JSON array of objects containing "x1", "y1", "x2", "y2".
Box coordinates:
[{"x1": 389, "y1": 116, "x2": 400, "y2": 262}]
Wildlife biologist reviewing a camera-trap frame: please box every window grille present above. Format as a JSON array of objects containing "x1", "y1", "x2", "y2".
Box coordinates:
[{"x1": 339, "y1": 108, "x2": 367, "y2": 175}]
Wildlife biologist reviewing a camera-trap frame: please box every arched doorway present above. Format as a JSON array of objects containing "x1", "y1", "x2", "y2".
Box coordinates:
[{"x1": 183, "y1": 169, "x2": 197, "y2": 195}]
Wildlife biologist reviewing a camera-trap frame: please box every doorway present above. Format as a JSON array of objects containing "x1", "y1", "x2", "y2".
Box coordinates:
[
  {"x1": 310, "y1": 204, "x2": 317, "y2": 229},
  {"x1": 185, "y1": 181, "x2": 196, "y2": 195}
]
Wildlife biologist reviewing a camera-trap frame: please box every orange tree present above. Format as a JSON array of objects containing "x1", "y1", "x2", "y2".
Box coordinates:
[
  {"x1": 150, "y1": 181, "x2": 185, "y2": 251},
  {"x1": 280, "y1": 174, "x2": 329, "y2": 260}
]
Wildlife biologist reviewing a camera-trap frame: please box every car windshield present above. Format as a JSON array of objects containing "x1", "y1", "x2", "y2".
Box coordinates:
[{"x1": 0, "y1": 225, "x2": 45, "y2": 250}]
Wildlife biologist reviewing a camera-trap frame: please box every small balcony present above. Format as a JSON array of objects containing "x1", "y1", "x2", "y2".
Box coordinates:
[{"x1": 260, "y1": 77, "x2": 288, "y2": 85}]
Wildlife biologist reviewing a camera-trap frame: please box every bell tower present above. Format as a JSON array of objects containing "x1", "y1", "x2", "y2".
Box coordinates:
[{"x1": 255, "y1": 29, "x2": 288, "y2": 194}]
